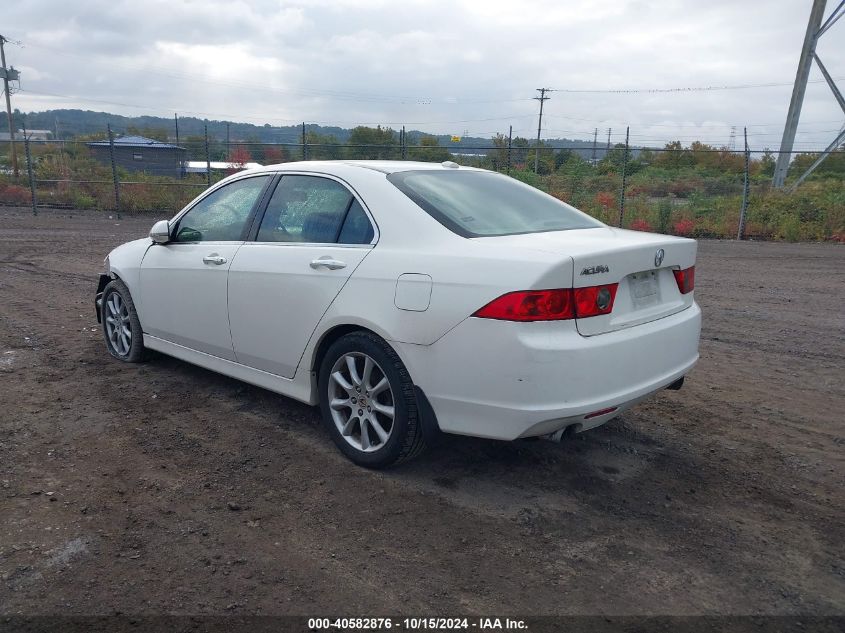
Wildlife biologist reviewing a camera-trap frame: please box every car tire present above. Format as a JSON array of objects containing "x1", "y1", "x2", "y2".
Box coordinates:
[
  {"x1": 101, "y1": 279, "x2": 146, "y2": 363},
  {"x1": 318, "y1": 331, "x2": 426, "y2": 468}
]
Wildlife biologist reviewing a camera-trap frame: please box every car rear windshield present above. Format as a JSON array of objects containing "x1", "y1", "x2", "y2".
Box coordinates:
[{"x1": 387, "y1": 170, "x2": 603, "y2": 237}]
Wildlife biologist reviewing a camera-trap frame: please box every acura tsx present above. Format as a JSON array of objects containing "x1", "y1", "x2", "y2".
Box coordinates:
[{"x1": 96, "y1": 160, "x2": 701, "y2": 467}]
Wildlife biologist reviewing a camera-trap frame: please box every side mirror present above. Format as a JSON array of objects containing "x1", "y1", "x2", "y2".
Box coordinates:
[{"x1": 149, "y1": 220, "x2": 171, "y2": 244}]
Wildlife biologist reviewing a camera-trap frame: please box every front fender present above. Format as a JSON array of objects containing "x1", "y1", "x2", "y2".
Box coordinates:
[{"x1": 105, "y1": 237, "x2": 153, "y2": 315}]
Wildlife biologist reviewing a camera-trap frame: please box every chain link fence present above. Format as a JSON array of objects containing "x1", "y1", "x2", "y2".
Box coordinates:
[{"x1": 1, "y1": 128, "x2": 843, "y2": 242}]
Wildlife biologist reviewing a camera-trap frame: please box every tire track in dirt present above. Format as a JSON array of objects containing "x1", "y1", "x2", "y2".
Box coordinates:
[{"x1": 1, "y1": 207, "x2": 843, "y2": 615}]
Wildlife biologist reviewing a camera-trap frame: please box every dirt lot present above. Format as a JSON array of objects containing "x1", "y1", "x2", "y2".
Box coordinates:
[{"x1": 0, "y1": 205, "x2": 843, "y2": 617}]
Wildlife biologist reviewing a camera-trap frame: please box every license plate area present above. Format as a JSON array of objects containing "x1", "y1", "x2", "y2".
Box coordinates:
[{"x1": 629, "y1": 270, "x2": 660, "y2": 309}]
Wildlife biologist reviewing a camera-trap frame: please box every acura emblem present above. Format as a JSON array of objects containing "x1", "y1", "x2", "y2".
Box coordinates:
[{"x1": 654, "y1": 248, "x2": 665, "y2": 267}]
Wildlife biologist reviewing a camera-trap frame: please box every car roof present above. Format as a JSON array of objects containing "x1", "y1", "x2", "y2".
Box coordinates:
[{"x1": 253, "y1": 160, "x2": 486, "y2": 175}]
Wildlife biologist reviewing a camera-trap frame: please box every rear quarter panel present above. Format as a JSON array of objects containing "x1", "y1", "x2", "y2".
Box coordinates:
[{"x1": 317, "y1": 241, "x2": 570, "y2": 346}]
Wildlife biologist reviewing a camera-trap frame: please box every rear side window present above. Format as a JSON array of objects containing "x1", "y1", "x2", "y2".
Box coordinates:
[
  {"x1": 387, "y1": 170, "x2": 602, "y2": 238},
  {"x1": 338, "y1": 200, "x2": 375, "y2": 244},
  {"x1": 256, "y1": 175, "x2": 374, "y2": 244}
]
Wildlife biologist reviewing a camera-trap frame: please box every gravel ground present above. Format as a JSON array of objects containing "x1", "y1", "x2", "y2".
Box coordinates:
[{"x1": 0, "y1": 206, "x2": 843, "y2": 616}]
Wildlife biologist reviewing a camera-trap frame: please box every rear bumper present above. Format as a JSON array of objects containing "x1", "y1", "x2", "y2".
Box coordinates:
[{"x1": 396, "y1": 303, "x2": 701, "y2": 441}]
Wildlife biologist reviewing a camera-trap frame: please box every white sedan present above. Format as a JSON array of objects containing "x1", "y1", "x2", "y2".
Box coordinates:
[{"x1": 96, "y1": 160, "x2": 701, "y2": 468}]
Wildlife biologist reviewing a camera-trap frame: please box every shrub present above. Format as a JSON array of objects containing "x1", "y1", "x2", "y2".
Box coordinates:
[
  {"x1": 673, "y1": 218, "x2": 695, "y2": 236},
  {"x1": 776, "y1": 215, "x2": 802, "y2": 242},
  {"x1": 630, "y1": 218, "x2": 653, "y2": 232},
  {"x1": 0, "y1": 184, "x2": 31, "y2": 206},
  {"x1": 595, "y1": 191, "x2": 615, "y2": 209}
]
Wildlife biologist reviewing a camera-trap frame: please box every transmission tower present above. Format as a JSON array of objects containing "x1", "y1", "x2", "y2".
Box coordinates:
[
  {"x1": 773, "y1": 0, "x2": 845, "y2": 188},
  {"x1": 728, "y1": 126, "x2": 737, "y2": 151}
]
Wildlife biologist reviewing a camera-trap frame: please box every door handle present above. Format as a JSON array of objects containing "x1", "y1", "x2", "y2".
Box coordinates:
[
  {"x1": 310, "y1": 257, "x2": 347, "y2": 270},
  {"x1": 202, "y1": 254, "x2": 227, "y2": 265}
]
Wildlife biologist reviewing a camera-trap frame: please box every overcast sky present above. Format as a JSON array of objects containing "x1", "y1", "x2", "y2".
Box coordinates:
[{"x1": 4, "y1": 0, "x2": 844, "y2": 148}]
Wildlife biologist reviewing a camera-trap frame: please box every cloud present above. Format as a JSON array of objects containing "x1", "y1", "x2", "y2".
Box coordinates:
[{"x1": 4, "y1": 0, "x2": 843, "y2": 147}]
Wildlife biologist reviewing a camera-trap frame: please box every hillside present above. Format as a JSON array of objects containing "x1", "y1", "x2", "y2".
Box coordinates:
[{"x1": 3, "y1": 108, "x2": 596, "y2": 151}]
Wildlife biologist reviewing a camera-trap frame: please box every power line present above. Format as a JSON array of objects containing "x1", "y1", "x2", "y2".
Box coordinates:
[
  {"x1": 548, "y1": 77, "x2": 845, "y2": 94},
  {"x1": 18, "y1": 88, "x2": 535, "y2": 126},
  {"x1": 22, "y1": 41, "x2": 845, "y2": 105}
]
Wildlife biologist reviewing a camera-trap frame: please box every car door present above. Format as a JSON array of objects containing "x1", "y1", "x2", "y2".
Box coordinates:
[
  {"x1": 139, "y1": 174, "x2": 273, "y2": 361},
  {"x1": 228, "y1": 174, "x2": 377, "y2": 377}
]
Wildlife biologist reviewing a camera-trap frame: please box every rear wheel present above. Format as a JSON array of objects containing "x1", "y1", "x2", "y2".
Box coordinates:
[
  {"x1": 318, "y1": 331, "x2": 425, "y2": 468},
  {"x1": 101, "y1": 279, "x2": 145, "y2": 363}
]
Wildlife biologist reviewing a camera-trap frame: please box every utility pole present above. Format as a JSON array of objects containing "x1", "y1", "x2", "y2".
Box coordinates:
[
  {"x1": 738, "y1": 127, "x2": 750, "y2": 240},
  {"x1": 22, "y1": 123, "x2": 36, "y2": 215},
  {"x1": 591, "y1": 128, "x2": 598, "y2": 165},
  {"x1": 0, "y1": 34, "x2": 21, "y2": 179},
  {"x1": 401, "y1": 125, "x2": 407, "y2": 160},
  {"x1": 507, "y1": 125, "x2": 513, "y2": 174},
  {"x1": 204, "y1": 124, "x2": 211, "y2": 188},
  {"x1": 173, "y1": 113, "x2": 181, "y2": 177},
  {"x1": 773, "y1": 0, "x2": 837, "y2": 186},
  {"x1": 533, "y1": 88, "x2": 551, "y2": 174},
  {"x1": 226, "y1": 122, "x2": 230, "y2": 158},
  {"x1": 107, "y1": 124, "x2": 120, "y2": 218},
  {"x1": 618, "y1": 127, "x2": 630, "y2": 227},
  {"x1": 606, "y1": 128, "x2": 612, "y2": 156}
]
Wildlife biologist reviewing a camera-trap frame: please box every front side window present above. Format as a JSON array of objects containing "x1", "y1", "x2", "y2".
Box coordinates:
[
  {"x1": 174, "y1": 176, "x2": 270, "y2": 242},
  {"x1": 387, "y1": 170, "x2": 603, "y2": 238},
  {"x1": 257, "y1": 175, "x2": 373, "y2": 244}
]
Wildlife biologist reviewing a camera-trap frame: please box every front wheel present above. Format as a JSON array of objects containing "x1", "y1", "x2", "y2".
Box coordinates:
[
  {"x1": 101, "y1": 279, "x2": 146, "y2": 363},
  {"x1": 318, "y1": 332, "x2": 426, "y2": 468}
]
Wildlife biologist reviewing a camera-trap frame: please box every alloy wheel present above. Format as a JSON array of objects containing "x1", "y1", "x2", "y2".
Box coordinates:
[
  {"x1": 328, "y1": 352, "x2": 395, "y2": 453},
  {"x1": 104, "y1": 291, "x2": 132, "y2": 357}
]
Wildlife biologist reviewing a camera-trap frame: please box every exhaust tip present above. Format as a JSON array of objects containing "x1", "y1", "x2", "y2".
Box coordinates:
[{"x1": 542, "y1": 423, "x2": 581, "y2": 443}]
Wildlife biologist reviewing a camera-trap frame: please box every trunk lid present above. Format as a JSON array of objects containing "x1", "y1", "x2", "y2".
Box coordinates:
[{"x1": 474, "y1": 227, "x2": 697, "y2": 336}]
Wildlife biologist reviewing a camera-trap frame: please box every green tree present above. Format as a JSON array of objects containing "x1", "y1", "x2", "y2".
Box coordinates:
[
  {"x1": 305, "y1": 131, "x2": 342, "y2": 159},
  {"x1": 346, "y1": 126, "x2": 397, "y2": 159},
  {"x1": 554, "y1": 148, "x2": 574, "y2": 170},
  {"x1": 489, "y1": 133, "x2": 509, "y2": 171},
  {"x1": 408, "y1": 135, "x2": 450, "y2": 162},
  {"x1": 512, "y1": 137, "x2": 530, "y2": 167},
  {"x1": 653, "y1": 141, "x2": 694, "y2": 169},
  {"x1": 525, "y1": 141, "x2": 554, "y2": 175},
  {"x1": 787, "y1": 144, "x2": 845, "y2": 180},
  {"x1": 756, "y1": 149, "x2": 776, "y2": 177},
  {"x1": 126, "y1": 126, "x2": 169, "y2": 142}
]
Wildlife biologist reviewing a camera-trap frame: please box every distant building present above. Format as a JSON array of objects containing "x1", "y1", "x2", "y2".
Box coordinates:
[
  {"x1": 87, "y1": 135, "x2": 186, "y2": 178},
  {"x1": 184, "y1": 160, "x2": 263, "y2": 174},
  {"x1": 0, "y1": 129, "x2": 52, "y2": 141}
]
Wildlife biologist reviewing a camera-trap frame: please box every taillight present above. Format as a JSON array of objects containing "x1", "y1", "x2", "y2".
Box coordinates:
[
  {"x1": 473, "y1": 284, "x2": 619, "y2": 322},
  {"x1": 574, "y1": 284, "x2": 618, "y2": 318},
  {"x1": 673, "y1": 266, "x2": 695, "y2": 294},
  {"x1": 473, "y1": 289, "x2": 574, "y2": 321}
]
